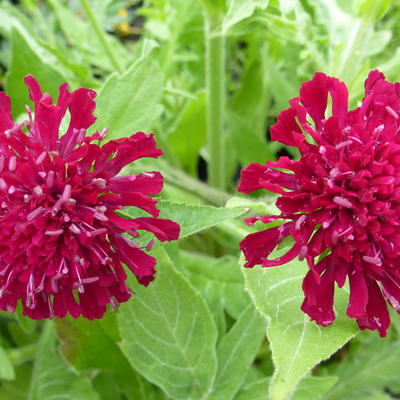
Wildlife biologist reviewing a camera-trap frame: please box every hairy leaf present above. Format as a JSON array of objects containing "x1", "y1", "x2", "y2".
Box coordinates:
[
  {"x1": 243, "y1": 259, "x2": 358, "y2": 400},
  {"x1": 118, "y1": 248, "x2": 217, "y2": 399}
]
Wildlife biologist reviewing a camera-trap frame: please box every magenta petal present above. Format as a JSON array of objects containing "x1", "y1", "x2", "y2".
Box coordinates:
[
  {"x1": 364, "y1": 69, "x2": 386, "y2": 94},
  {"x1": 108, "y1": 171, "x2": 163, "y2": 195},
  {"x1": 103, "y1": 193, "x2": 160, "y2": 217},
  {"x1": 134, "y1": 217, "x2": 180, "y2": 241},
  {"x1": 59, "y1": 88, "x2": 97, "y2": 157},
  {"x1": 380, "y1": 272, "x2": 400, "y2": 313},
  {"x1": 301, "y1": 261, "x2": 335, "y2": 326},
  {"x1": 67, "y1": 88, "x2": 97, "y2": 133},
  {"x1": 244, "y1": 215, "x2": 281, "y2": 226},
  {"x1": 0, "y1": 93, "x2": 14, "y2": 134},
  {"x1": 262, "y1": 242, "x2": 302, "y2": 267},
  {"x1": 330, "y1": 78, "x2": 348, "y2": 126},
  {"x1": 347, "y1": 271, "x2": 368, "y2": 318},
  {"x1": 103, "y1": 133, "x2": 163, "y2": 176},
  {"x1": 270, "y1": 107, "x2": 303, "y2": 147},
  {"x1": 299, "y1": 72, "x2": 331, "y2": 131},
  {"x1": 24, "y1": 76, "x2": 70, "y2": 149},
  {"x1": 240, "y1": 225, "x2": 292, "y2": 268},
  {"x1": 24, "y1": 74, "x2": 43, "y2": 104},
  {"x1": 111, "y1": 234, "x2": 156, "y2": 286},
  {"x1": 238, "y1": 162, "x2": 287, "y2": 195},
  {"x1": 357, "y1": 277, "x2": 390, "y2": 337}
]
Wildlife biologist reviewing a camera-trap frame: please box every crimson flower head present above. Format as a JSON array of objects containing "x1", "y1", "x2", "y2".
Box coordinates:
[
  {"x1": 0, "y1": 75, "x2": 180, "y2": 320},
  {"x1": 239, "y1": 70, "x2": 400, "y2": 337}
]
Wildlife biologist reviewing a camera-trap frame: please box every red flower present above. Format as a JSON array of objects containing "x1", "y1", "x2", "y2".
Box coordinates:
[
  {"x1": 0, "y1": 75, "x2": 180, "y2": 320},
  {"x1": 239, "y1": 70, "x2": 400, "y2": 337}
]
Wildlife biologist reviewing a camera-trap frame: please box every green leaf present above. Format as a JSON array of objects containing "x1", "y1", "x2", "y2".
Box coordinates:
[
  {"x1": 291, "y1": 375, "x2": 338, "y2": 400},
  {"x1": 55, "y1": 314, "x2": 153, "y2": 400},
  {"x1": 0, "y1": 364, "x2": 31, "y2": 400},
  {"x1": 0, "y1": 347, "x2": 14, "y2": 381},
  {"x1": 92, "y1": 372, "x2": 124, "y2": 400},
  {"x1": 46, "y1": 0, "x2": 87, "y2": 49},
  {"x1": 7, "y1": 26, "x2": 66, "y2": 117},
  {"x1": 323, "y1": 336, "x2": 400, "y2": 400},
  {"x1": 123, "y1": 200, "x2": 247, "y2": 246},
  {"x1": 234, "y1": 377, "x2": 270, "y2": 400},
  {"x1": 197, "y1": 0, "x2": 226, "y2": 16},
  {"x1": 179, "y1": 252, "x2": 250, "y2": 320},
  {"x1": 92, "y1": 57, "x2": 164, "y2": 140},
  {"x1": 222, "y1": 0, "x2": 269, "y2": 33},
  {"x1": 15, "y1": 303, "x2": 36, "y2": 334},
  {"x1": 28, "y1": 322, "x2": 99, "y2": 400},
  {"x1": 352, "y1": 392, "x2": 393, "y2": 400},
  {"x1": 227, "y1": 110, "x2": 273, "y2": 168},
  {"x1": 167, "y1": 91, "x2": 206, "y2": 175},
  {"x1": 208, "y1": 303, "x2": 267, "y2": 400},
  {"x1": 243, "y1": 259, "x2": 358, "y2": 400},
  {"x1": 118, "y1": 248, "x2": 217, "y2": 400},
  {"x1": 355, "y1": 0, "x2": 392, "y2": 22},
  {"x1": 158, "y1": 201, "x2": 247, "y2": 239}
]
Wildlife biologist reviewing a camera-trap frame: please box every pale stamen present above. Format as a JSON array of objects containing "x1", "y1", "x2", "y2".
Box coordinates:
[
  {"x1": 333, "y1": 196, "x2": 353, "y2": 208},
  {"x1": 45, "y1": 229, "x2": 64, "y2": 236},
  {"x1": 8, "y1": 156, "x2": 16, "y2": 172},
  {"x1": 27, "y1": 206, "x2": 46, "y2": 221},
  {"x1": 36, "y1": 151, "x2": 47, "y2": 165},
  {"x1": 386, "y1": 105, "x2": 399, "y2": 119}
]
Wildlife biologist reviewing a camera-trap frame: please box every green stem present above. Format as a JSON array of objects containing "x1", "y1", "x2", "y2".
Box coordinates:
[
  {"x1": 205, "y1": 12, "x2": 226, "y2": 190},
  {"x1": 159, "y1": 160, "x2": 230, "y2": 206},
  {"x1": 219, "y1": 219, "x2": 253, "y2": 239},
  {"x1": 80, "y1": 0, "x2": 123, "y2": 74},
  {"x1": 7, "y1": 344, "x2": 38, "y2": 365}
]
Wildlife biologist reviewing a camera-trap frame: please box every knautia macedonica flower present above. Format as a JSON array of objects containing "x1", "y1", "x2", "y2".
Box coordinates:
[
  {"x1": 0, "y1": 75, "x2": 180, "y2": 320},
  {"x1": 239, "y1": 70, "x2": 400, "y2": 337}
]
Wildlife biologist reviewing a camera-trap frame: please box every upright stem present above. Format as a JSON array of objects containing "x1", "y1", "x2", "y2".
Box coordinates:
[
  {"x1": 205, "y1": 12, "x2": 226, "y2": 190},
  {"x1": 80, "y1": 0, "x2": 123, "y2": 74}
]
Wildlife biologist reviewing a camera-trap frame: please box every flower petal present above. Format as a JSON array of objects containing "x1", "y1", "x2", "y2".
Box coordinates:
[{"x1": 357, "y1": 277, "x2": 390, "y2": 337}]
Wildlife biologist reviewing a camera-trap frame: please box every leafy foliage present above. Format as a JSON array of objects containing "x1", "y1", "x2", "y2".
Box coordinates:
[
  {"x1": 244, "y1": 259, "x2": 358, "y2": 400},
  {"x1": 118, "y1": 248, "x2": 218, "y2": 399}
]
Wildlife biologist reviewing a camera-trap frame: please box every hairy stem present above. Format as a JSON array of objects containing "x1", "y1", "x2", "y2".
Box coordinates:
[{"x1": 205, "y1": 12, "x2": 226, "y2": 189}]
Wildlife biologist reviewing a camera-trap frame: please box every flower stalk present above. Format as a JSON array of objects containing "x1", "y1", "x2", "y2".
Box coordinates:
[{"x1": 205, "y1": 11, "x2": 226, "y2": 190}]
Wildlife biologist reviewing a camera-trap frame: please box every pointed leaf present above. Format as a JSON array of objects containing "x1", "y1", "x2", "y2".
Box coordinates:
[
  {"x1": 123, "y1": 200, "x2": 247, "y2": 247},
  {"x1": 179, "y1": 252, "x2": 250, "y2": 320},
  {"x1": 323, "y1": 337, "x2": 400, "y2": 400},
  {"x1": 0, "y1": 347, "x2": 14, "y2": 381},
  {"x1": 243, "y1": 259, "x2": 358, "y2": 400},
  {"x1": 222, "y1": 0, "x2": 269, "y2": 33},
  {"x1": 291, "y1": 376, "x2": 338, "y2": 400},
  {"x1": 157, "y1": 201, "x2": 247, "y2": 239},
  {"x1": 93, "y1": 58, "x2": 163, "y2": 140},
  {"x1": 234, "y1": 377, "x2": 270, "y2": 400},
  {"x1": 28, "y1": 322, "x2": 99, "y2": 400},
  {"x1": 55, "y1": 314, "x2": 153, "y2": 400},
  {"x1": 7, "y1": 27, "x2": 66, "y2": 117},
  {"x1": 118, "y1": 248, "x2": 217, "y2": 399},
  {"x1": 208, "y1": 303, "x2": 267, "y2": 400}
]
